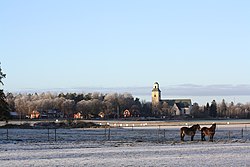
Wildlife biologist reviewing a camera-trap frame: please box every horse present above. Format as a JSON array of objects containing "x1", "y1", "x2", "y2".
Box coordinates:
[
  {"x1": 180, "y1": 124, "x2": 201, "y2": 141},
  {"x1": 201, "y1": 123, "x2": 216, "y2": 142}
]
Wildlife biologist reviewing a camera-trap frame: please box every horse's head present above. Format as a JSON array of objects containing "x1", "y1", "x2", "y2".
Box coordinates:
[
  {"x1": 194, "y1": 124, "x2": 201, "y2": 131},
  {"x1": 212, "y1": 123, "x2": 216, "y2": 129}
]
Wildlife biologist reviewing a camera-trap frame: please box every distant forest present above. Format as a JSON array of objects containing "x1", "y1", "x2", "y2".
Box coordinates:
[{"x1": 4, "y1": 92, "x2": 250, "y2": 120}]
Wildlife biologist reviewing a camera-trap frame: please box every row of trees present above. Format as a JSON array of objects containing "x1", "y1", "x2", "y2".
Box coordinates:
[
  {"x1": 6, "y1": 92, "x2": 152, "y2": 119},
  {"x1": 191, "y1": 99, "x2": 250, "y2": 119},
  {"x1": 5, "y1": 90, "x2": 250, "y2": 119}
]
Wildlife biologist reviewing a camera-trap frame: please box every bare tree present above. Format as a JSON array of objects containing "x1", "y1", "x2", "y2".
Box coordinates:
[
  {"x1": 61, "y1": 99, "x2": 75, "y2": 118},
  {"x1": 76, "y1": 100, "x2": 90, "y2": 119}
]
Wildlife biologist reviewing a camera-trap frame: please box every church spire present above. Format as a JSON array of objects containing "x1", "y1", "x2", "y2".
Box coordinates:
[{"x1": 152, "y1": 82, "x2": 161, "y2": 106}]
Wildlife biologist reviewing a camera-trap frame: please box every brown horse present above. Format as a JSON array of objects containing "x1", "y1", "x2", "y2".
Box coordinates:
[
  {"x1": 201, "y1": 123, "x2": 216, "y2": 142},
  {"x1": 180, "y1": 124, "x2": 201, "y2": 141}
]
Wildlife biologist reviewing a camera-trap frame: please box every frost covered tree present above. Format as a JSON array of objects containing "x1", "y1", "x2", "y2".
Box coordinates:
[
  {"x1": 61, "y1": 99, "x2": 75, "y2": 117},
  {"x1": 104, "y1": 93, "x2": 119, "y2": 118}
]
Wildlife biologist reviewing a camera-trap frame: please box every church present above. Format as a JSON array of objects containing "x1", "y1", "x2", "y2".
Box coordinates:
[{"x1": 152, "y1": 82, "x2": 192, "y2": 116}]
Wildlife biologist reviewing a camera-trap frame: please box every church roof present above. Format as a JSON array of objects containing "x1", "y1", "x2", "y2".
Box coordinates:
[
  {"x1": 152, "y1": 88, "x2": 161, "y2": 92},
  {"x1": 152, "y1": 82, "x2": 160, "y2": 92},
  {"x1": 161, "y1": 99, "x2": 191, "y2": 107}
]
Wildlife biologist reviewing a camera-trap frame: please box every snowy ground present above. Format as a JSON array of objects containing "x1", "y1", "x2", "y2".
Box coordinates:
[
  {"x1": 1, "y1": 141, "x2": 250, "y2": 166},
  {"x1": 1, "y1": 121, "x2": 250, "y2": 166}
]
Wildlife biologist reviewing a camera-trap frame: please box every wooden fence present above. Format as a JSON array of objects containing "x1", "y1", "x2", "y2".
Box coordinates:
[{"x1": 0, "y1": 126, "x2": 249, "y2": 143}]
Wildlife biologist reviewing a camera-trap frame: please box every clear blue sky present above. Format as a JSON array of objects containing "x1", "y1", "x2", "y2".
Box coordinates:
[{"x1": 1, "y1": 0, "x2": 250, "y2": 92}]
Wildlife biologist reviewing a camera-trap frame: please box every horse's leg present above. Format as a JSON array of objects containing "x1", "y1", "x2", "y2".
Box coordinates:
[
  {"x1": 210, "y1": 135, "x2": 214, "y2": 142},
  {"x1": 181, "y1": 134, "x2": 185, "y2": 141},
  {"x1": 201, "y1": 132, "x2": 205, "y2": 141},
  {"x1": 209, "y1": 135, "x2": 213, "y2": 142},
  {"x1": 180, "y1": 131, "x2": 184, "y2": 141}
]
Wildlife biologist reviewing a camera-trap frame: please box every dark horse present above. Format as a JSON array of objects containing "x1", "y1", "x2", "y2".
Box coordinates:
[
  {"x1": 180, "y1": 124, "x2": 201, "y2": 141},
  {"x1": 201, "y1": 123, "x2": 216, "y2": 142}
]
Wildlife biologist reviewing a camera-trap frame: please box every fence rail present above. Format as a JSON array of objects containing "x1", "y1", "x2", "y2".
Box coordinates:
[{"x1": 1, "y1": 126, "x2": 249, "y2": 143}]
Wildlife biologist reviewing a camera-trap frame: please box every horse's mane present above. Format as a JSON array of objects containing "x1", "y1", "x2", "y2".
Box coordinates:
[
  {"x1": 190, "y1": 124, "x2": 200, "y2": 130},
  {"x1": 210, "y1": 123, "x2": 216, "y2": 130}
]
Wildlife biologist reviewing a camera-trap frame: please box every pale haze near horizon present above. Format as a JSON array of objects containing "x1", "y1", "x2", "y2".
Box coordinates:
[{"x1": 1, "y1": 0, "x2": 250, "y2": 103}]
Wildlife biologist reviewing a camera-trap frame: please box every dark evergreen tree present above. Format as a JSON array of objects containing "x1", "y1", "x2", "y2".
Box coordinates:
[
  {"x1": 141, "y1": 102, "x2": 152, "y2": 117},
  {"x1": 206, "y1": 103, "x2": 210, "y2": 111},
  {"x1": 220, "y1": 99, "x2": 227, "y2": 117},
  {"x1": 0, "y1": 63, "x2": 10, "y2": 120},
  {"x1": 205, "y1": 102, "x2": 210, "y2": 115},
  {"x1": 209, "y1": 100, "x2": 217, "y2": 117}
]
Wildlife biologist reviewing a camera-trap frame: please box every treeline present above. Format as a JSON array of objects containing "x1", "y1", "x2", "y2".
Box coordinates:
[
  {"x1": 191, "y1": 99, "x2": 250, "y2": 119},
  {"x1": 4, "y1": 92, "x2": 250, "y2": 120},
  {"x1": 5, "y1": 92, "x2": 152, "y2": 119}
]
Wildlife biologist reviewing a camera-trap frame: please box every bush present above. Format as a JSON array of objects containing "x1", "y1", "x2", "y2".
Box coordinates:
[{"x1": 0, "y1": 123, "x2": 32, "y2": 129}]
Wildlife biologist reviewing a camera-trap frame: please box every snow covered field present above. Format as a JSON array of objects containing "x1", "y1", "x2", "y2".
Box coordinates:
[
  {"x1": 1, "y1": 140, "x2": 250, "y2": 166},
  {"x1": 1, "y1": 121, "x2": 250, "y2": 166}
]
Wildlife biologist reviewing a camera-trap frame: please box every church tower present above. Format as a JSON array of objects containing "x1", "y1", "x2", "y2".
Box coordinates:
[{"x1": 152, "y1": 82, "x2": 161, "y2": 106}]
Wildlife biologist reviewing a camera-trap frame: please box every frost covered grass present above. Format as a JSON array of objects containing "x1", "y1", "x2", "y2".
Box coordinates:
[
  {"x1": 1, "y1": 123, "x2": 250, "y2": 143},
  {"x1": 0, "y1": 121, "x2": 250, "y2": 166},
  {"x1": 1, "y1": 140, "x2": 250, "y2": 166}
]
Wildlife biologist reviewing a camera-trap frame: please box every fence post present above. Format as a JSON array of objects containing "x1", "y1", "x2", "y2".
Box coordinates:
[
  {"x1": 228, "y1": 131, "x2": 231, "y2": 141},
  {"x1": 108, "y1": 127, "x2": 111, "y2": 140},
  {"x1": 105, "y1": 125, "x2": 107, "y2": 140},
  {"x1": 55, "y1": 128, "x2": 57, "y2": 142},
  {"x1": 164, "y1": 129, "x2": 166, "y2": 138},
  {"x1": 241, "y1": 128, "x2": 244, "y2": 138},
  {"x1": 158, "y1": 126, "x2": 160, "y2": 142},
  {"x1": 48, "y1": 128, "x2": 50, "y2": 141},
  {"x1": 6, "y1": 129, "x2": 9, "y2": 140}
]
